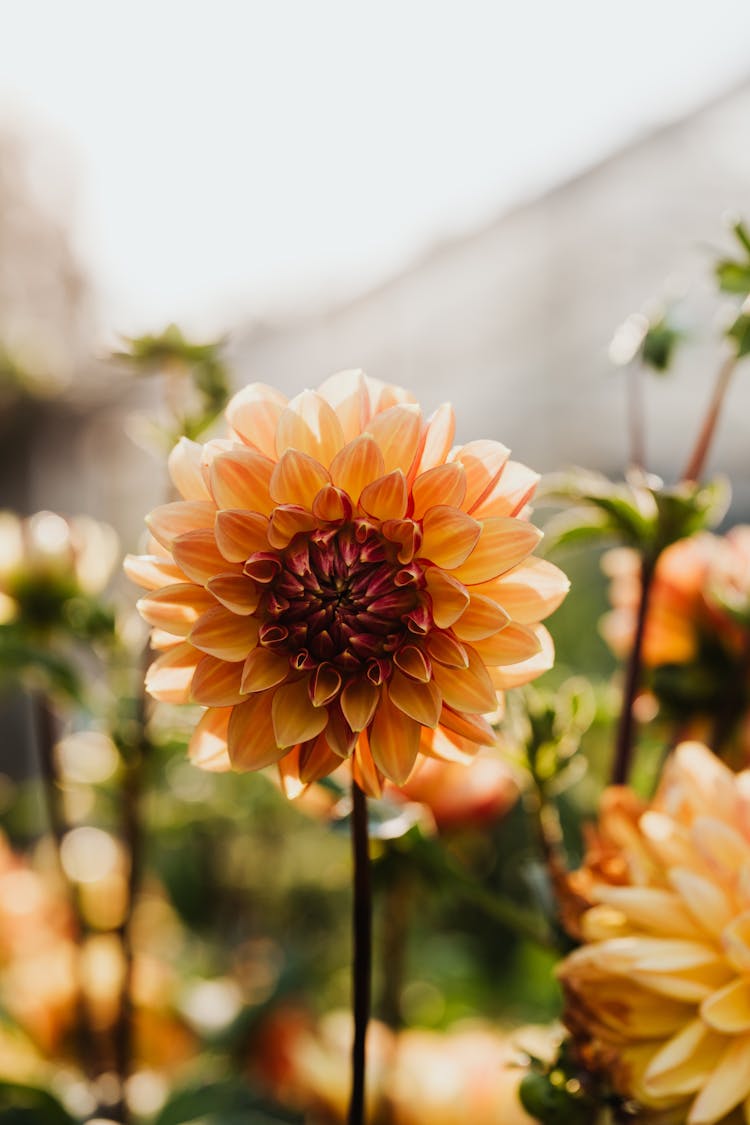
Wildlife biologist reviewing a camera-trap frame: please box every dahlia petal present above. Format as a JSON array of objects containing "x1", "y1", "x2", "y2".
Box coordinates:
[
  {"x1": 368, "y1": 689, "x2": 421, "y2": 784},
  {"x1": 267, "y1": 505, "x2": 318, "y2": 549},
  {"x1": 389, "y1": 671, "x2": 441, "y2": 728},
  {"x1": 692, "y1": 816, "x2": 750, "y2": 877},
  {"x1": 426, "y1": 631, "x2": 469, "y2": 669},
  {"x1": 149, "y1": 628, "x2": 185, "y2": 651},
  {"x1": 330, "y1": 435, "x2": 385, "y2": 503},
  {"x1": 226, "y1": 382, "x2": 288, "y2": 456},
  {"x1": 277, "y1": 748, "x2": 307, "y2": 799},
  {"x1": 438, "y1": 706, "x2": 497, "y2": 746},
  {"x1": 228, "y1": 693, "x2": 286, "y2": 770},
  {"x1": 327, "y1": 703, "x2": 358, "y2": 756},
  {"x1": 420, "y1": 506, "x2": 481, "y2": 569},
  {"x1": 687, "y1": 1034, "x2": 750, "y2": 1124},
  {"x1": 415, "y1": 403, "x2": 455, "y2": 474},
  {"x1": 669, "y1": 868, "x2": 735, "y2": 939},
  {"x1": 191, "y1": 656, "x2": 245, "y2": 706},
  {"x1": 272, "y1": 677, "x2": 329, "y2": 748},
  {"x1": 359, "y1": 470, "x2": 408, "y2": 521},
  {"x1": 353, "y1": 736, "x2": 384, "y2": 798},
  {"x1": 431, "y1": 646, "x2": 497, "y2": 713},
  {"x1": 310, "y1": 663, "x2": 342, "y2": 707},
  {"x1": 168, "y1": 437, "x2": 212, "y2": 501},
  {"x1": 472, "y1": 621, "x2": 542, "y2": 666},
  {"x1": 188, "y1": 707, "x2": 232, "y2": 772},
  {"x1": 701, "y1": 978, "x2": 750, "y2": 1033},
  {"x1": 424, "y1": 569, "x2": 470, "y2": 628},
  {"x1": 146, "y1": 501, "x2": 216, "y2": 549},
  {"x1": 172, "y1": 528, "x2": 242, "y2": 584},
  {"x1": 370, "y1": 379, "x2": 417, "y2": 412},
  {"x1": 214, "y1": 510, "x2": 270, "y2": 562},
  {"x1": 723, "y1": 914, "x2": 750, "y2": 975},
  {"x1": 209, "y1": 449, "x2": 275, "y2": 513},
  {"x1": 270, "y1": 448, "x2": 331, "y2": 509},
  {"x1": 206, "y1": 573, "x2": 261, "y2": 615},
  {"x1": 341, "y1": 678, "x2": 379, "y2": 732},
  {"x1": 241, "y1": 647, "x2": 290, "y2": 692},
  {"x1": 366, "y1": 403, "x2": 422, "y2": 477},
  {"x1": 393, "y1": 645, "x2": 431, "y2": 682},
  {"x1": 124, "y1": 553, "x2": 186, "y2": 590},
  {"x1": 298, "y1": 735, "x2": 341, "y2": 784},
  {"x1": 470, "y1": 460, "x2": 540, "y2": 518},
  {"x1": 476, "y1": 558, "x2": 569, "y2": 626},
  {"x1": 275, "y1": 390, "x2": 345, "y2": 466},
  {"x1": 190, "y1": 605, "x2": 260, "y2": 661},
  {"x1": 451, "y1": 440, "x2": 510, "y2": 511},
  {"x1": 591, "y1": 886, "x2": 705, "y2": 940},
  {"x1": 145, "y1": 643, "x2": 200, "y2": 703},
  {"x1": 643, "y1": 1019, "x2": 726, "y2": 1098},
  {"x1": 453, "y1": 595, "x2": 510, "y2": 641},
  {"x1": 312, "y1": 484, "x2": 353, "y2": 523},
  {"x1": 411, "y1": 464, "x2": 467, "y2": 519},
  {"x1": 381, "y1": 518, "x2": 420, "y2": 564},
  {"x1": 137, "y1": 584, "x2": 216, "y2": 636},
  {"x1": 317, "y1": 369, "x2": 370, "y2": 441},
  {"x1": 450, "y1": 518, "x2": 543, "y2": 584},
  {"x1": 490, "y1": 624, "x2": 554, "y2": 688},
  {"x1": 424, "y1": 724, "x2": 483, "y2": 764}
]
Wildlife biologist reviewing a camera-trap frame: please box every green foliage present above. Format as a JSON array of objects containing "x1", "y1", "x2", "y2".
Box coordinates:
[
  {"x1": 715, "y1": 219, "x2": 750, "y2": 297},
  {"x1": 154, "y1": 1080, "x2": 303, "y2": 1125},
  {"x1": 0, "y1": 1083, "x2": 76, "y2": 1125},
  {"x1": 640, "y1": 314, "x2": 683, "y2": 373}
]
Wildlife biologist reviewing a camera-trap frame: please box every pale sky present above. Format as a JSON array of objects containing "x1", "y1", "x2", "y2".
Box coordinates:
[{"x1": 3, "y1": 1, "x2": 750, "y2": 337}]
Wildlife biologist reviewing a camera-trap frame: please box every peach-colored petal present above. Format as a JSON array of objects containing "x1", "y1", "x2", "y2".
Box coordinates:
[
  {"x1": 425, "y1": 723, "x2": 484, "y2": 763},
  {"x1": 477, "y1": 557, "x2": 570, "y2": 624},
  {"x1": 451, "y1": 518, "x2": 543, "y2": 585},
  {"x1": 214, "y1": 510, "x2": 270, "y2": 563},
  {"x1": 277, "y1": 748, "x2": 307, "y2": 799},
  {"x1": 393, "y1": 645, "x2": 431, "y2": 682},
  {"x1": 453, "y1": 595, "x2": 510, "y2": 641},
  {"x1": 490, "y1": 624, "x2": 554, "y2": 688},
  {"x1": 451, "y1": 440, "x2": 510, "y2": 511},
  {"x1": 191, "y1": 656, "x2": 245, "y2": 706},
  {"x1": 298, "y1": 735, "x2": 342, "y2": 784},
  {"x1": 209, "y1": 449, "x2": 275, "y2": 514},
  {"x1": 228, "y1": 693, "x2": 287, "y2": 770},
  {"x1": 368, "y1": 689, "x2": 421, "y2": 784},
  {"x1": 426, "y1": 631, "x2": 468, "y2": 669},
  {"x1": 317, "y1": 368, "x2": 371, "y2": 441},
  {"x1": 326, "y1": 705, "x2": 358, "y2": 757},
  {"x1": 275, "y1": 389, "x2": 345, "y2": 466},
  {"x1": 389, "y1": 671, "x2": 441, "y2": 728},
  {"x1": 353, "y1": 736, "x2": 384, "y2": 798},
  {"x1": 341, "y1": 678, "x2": 379, "y2": 732},
  {"x1": 168, "y1": 437, "x2": 212, "y2": 501},
  {"x1": 471, "y1": 460, "x2": 540, "y2": 519},
  {"x1": 172, "y1": 528, "x2": 242, "y2": 584},
  {"x1": 437, "y1": 707, "x2": 496, "y2": 747},
  {"x1": 643, "y1": 1020, "x2": 726, "y2": 1098},
  {"x1": 206, "y1": 573, "x2": 261, "y2": 615},
  {"x1": 411, "y1": 464, "x2": 467, "y2": 520},
  {"x1": 270, "y1": 449, "x2": 331, "y2": 509},
  {"x1": 701, "y1": 978, "x2": 750, "y2": 1034},
  {"x1": 187, "y1": 707, "x2": 232, "y2": 772},
  {"x1": 124, "y1": 554, "x2": 186, "y2": 590},
  {"x1": 137, "y1": 584, "x2": 216, "y2": 636},
  {"x1": 190, "y1": 605, "x2": 260, "y2": 661},
  {"x1": 267, "y1": 505, "x2": 318, "y2": 549},
  {"x1": 329, "y1": 435, "x2": 385, "y2": 503},
  {"x1": 366, "y1": 403, "x2": 422, "y2": 476},
  {"x1": 359, "y1": 470, "x2": 408, "y2": 521},
  {"x1": 472, "y1": 621, "x2": 542, "y2": 666},
  {"x1": 381, "y1": 519, "x2": 420, "y2": 564},
  {"x1": 414, "y1": 403, "x2": 455, "y2": 474},
  {"x1": 424, "y1": 569, "x2": 470, "y2": 628},
  {"x1": 431, "y1": 646, "x2": 497, "y2": 714},
  {"x1": 241, "y1": 647, "x2": 290, "y2": 692},
  {"x1": 420, "y1": 506, "x2": 481, "y2": 569},
  {"x1": 669, "y1": 869, "x2": 735, "y2": 940},
  {"x1": 310, "y1": 663, "x2": 342, "y2": 707},
  {"x1": 688, "y1": 1034, "x2": 750, "y2": 1124},
  {"x1": 272, "y1": 677, "x2": 329, "y2": 748},
  {"x1": 145, "y1": 643, "x2": 199, "y2": 703},
  {"x1": 226, "y1": 382, "x2": 288, "y2": 456},
  {"x1": 312, "y1": 485, "x2": 353, "y2": 523},
  {"x1": 146, "y1": 501, "x2": 216, "y2": 550}
]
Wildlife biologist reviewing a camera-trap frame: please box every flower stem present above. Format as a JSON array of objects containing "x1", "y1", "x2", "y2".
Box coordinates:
[
  {"x1": 682, "y1": 351, "x2": 738, "y2": 483},
  {"x1": 627, "y1": 360, "x2": 646, "y2": 473},
  {"x1": 611, "y1": 557, "x2": 654, "y2": 786},
  {"x1": 348, "y1": 781, "x2": 372, "y2": 1125}
]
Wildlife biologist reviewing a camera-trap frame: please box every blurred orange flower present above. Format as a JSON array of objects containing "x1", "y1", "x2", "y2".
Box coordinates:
[
  {"x1": 388, "y1": 753, "x2": 519, "y2": 832},
  {"x1": 128, "y1": 371, "x2": 567, "y2": 796},
  {"x1": 558, "y1": 742, "x2": 750, "y2": 1124}
]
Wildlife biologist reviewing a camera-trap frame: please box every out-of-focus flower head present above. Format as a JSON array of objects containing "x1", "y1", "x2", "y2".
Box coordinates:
[
  {"x1": 0, "y1": 510, "x2": 118, "y2": 633},
  {"x1": 127, "y1": 371, "x2": 568, "y2": 797},
  {"x1": 601, "y1": 529, "x2": 750, "y2": 755},
  {"x1": 558, "y1": 741, "x2": 750, "y2": 1124},
  {"x1": 253, "y1": 1007, "x2": 554, "y2": 1124},
  {"x1": 387, "y1": 752, "x2": 520, "y2": 833}
]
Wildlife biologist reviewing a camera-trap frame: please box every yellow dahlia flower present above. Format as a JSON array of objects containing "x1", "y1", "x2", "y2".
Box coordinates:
[
  {"x1": 558, "y1": 741, "x2": 750, "y2": 1124},
  {"x1": 126, "y1": 371, "x2": 567, "y2": 796}
]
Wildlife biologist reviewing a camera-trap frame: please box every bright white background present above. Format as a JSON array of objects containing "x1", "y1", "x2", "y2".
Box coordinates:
[{"x1": 3, "y1": 0, "x2": 750, "y2": 335}]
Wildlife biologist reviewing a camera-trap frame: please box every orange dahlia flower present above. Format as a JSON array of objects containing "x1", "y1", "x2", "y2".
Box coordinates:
[{"x1": 126, "y1": 372, "x2": 568, "y2": 796}]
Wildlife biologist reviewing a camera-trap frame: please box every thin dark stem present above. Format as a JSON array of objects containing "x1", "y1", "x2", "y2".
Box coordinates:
[
  {"x1": 348, "y1": 782, "x2": 372, "y2": 1125},
  {"x1": 627, "y1": 361, "x2": 646, "y2": 473},
  {"x1": 682, "y1": 352, "x2": 738, "y2": 483},
  {"x1": 611, "y1": 557, "x2": 655, "y2": 786}
]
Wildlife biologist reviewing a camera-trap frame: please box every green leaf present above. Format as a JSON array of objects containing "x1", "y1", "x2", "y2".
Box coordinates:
[
  {"x1": 153, "y1": 1080, "x2": 303, "y2": 1125},
  {"x1": 0, "y1": 1082, "x2": 76, "y2": 1125},
  {"x1": 640, "y1": 317, "x2": 683, "y2": 373},
  {"x1": 728, "y1": 311, "x2": 750, "y2": 358},
  {"x1": 716, "y1": 259, "x2": 750, "y2": 296}
]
